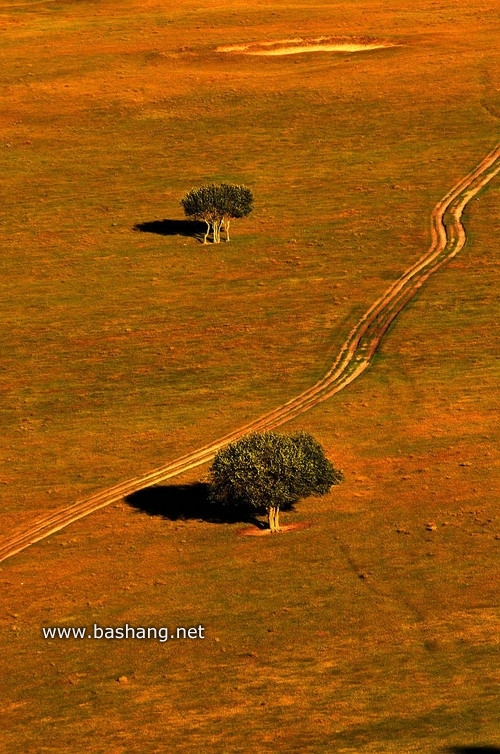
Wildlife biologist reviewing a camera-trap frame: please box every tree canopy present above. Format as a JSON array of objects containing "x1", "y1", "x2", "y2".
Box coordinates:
[
  {"x1": 180, "y1": 183, "x2": 253, "y2": 243},
  {"x1": 209, "y1": 431, "x2": 343, "y2": 532}
]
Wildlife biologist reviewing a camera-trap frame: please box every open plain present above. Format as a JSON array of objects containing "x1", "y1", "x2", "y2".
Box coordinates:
[{"x1": 0, "y1": 0, "x2": 499, "y2": 751}]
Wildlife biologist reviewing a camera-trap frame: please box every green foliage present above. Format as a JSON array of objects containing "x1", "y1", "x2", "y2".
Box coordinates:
[
  {"x1": 181, "y1": 183, "x2": 253, "y2": 221},
  {"x1": 180, "y1": 183, "x2": 253, "y2": 242},
  {"x1": 209, "y1": 431, "x2": 343, "y2": 518}
]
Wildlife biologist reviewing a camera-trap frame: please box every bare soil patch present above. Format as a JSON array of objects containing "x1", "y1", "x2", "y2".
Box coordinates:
[
  {"x1": 217, "y1": 36, "x2": 395, "y2": 56},
  {"x1": 238, "y1": 521, "x2": 312, "y2": 536}
]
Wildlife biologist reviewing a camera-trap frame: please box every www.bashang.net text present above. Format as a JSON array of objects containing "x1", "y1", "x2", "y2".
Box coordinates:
[{"x1": 42, "y1": 624, "x2": 205, "y2": 643}]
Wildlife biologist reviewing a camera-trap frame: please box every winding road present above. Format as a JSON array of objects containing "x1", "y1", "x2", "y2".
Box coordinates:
[{"x1": 1, "y1": 143, "x2": 499, "y2": 564}]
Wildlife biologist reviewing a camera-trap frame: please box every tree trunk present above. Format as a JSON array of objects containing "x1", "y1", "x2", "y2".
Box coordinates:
[
  {"x1": 268, "y1": 506, "x2": 281, "y2": 533},
  {"x1": 224, "y1": 219, "x2": 230, "y2": 242},
  {"x1": 203, "y1": 220, "x2": 210, "y2": 244},
  {"x1": 213, "y1": 219, "x2": 222, "y2": 243}
]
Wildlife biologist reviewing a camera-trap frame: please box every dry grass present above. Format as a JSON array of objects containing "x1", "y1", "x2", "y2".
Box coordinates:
[{"x1": 0, "y1": 0, "x2": 499, "y2": 751}]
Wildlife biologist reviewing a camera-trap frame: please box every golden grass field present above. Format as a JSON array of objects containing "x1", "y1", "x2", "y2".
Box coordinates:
[{"x1": 0, "y1": 0, "x2": 499, "y2": 751}]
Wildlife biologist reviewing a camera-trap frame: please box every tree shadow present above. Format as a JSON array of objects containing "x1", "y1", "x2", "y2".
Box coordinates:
[
  {"x1": 443, "y1": 746, "x2": 500, "y2": 754},
  {"x1": 125, "y1": 482, "x2": 267, "y2": 527},
  {"x1": 133, "y1": 219, "x2": 207, "y2": 242}
]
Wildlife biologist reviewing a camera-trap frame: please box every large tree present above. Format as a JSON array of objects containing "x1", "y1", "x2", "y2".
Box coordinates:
[
  {"x1": 180, "y1": 183, "x2": 253, "y2": 243},
  {"x1": 209, "y1": 431, "x2": 343, "y2": 532}
]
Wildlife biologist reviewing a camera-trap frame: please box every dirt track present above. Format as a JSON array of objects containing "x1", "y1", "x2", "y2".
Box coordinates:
[{"x1": 1, "y1": 143, "x2": 499, "y2": 564}]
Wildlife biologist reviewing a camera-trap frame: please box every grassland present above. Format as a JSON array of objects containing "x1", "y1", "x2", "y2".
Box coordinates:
[{"x1": 0, "y1": 0, "x2": 499, "y2": 751}]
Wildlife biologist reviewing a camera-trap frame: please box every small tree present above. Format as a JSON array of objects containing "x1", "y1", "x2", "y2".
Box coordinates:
[
  {"x1": 180, "y1": 183, "x2": 253, "y2": 243},
  {"x1": 209, "y1": 431, "x2": 343, "y2": 532}
]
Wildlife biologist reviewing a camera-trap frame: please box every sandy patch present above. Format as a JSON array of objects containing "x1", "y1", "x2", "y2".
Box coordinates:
[
  {"x1": 217, "y1": 37, "x2": 394, "y2": 56},
  {"x1": 238, "y1": 521, "x2": 312, "y2": 536}
]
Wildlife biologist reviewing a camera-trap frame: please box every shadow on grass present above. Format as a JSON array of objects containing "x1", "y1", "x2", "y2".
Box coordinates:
[
  {"x1": 125, "y1": 483, "x2": 267, "y2": 528},
  {"x1": 443, "y1": 746, "x2": 500, "y2": 754},
  {"x1": 133, "y1": 219, "x2": 206, "y2": 242}
]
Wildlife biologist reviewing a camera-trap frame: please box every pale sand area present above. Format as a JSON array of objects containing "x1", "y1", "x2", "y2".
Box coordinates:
[
  {"x1": 249, "y1": 44, "x2": 389, "y2": 55},
  {"x1": 217, "y1": 37, "x2": 394, "y2": 55}
]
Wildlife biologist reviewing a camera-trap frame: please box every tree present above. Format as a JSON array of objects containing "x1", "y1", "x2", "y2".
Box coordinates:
[
  {"x1": 209, "y1": 431, "x2": 343, "y2": 532},
  {"x1": 180, "y1": 183, "x2": 253, "y2": 243}
]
